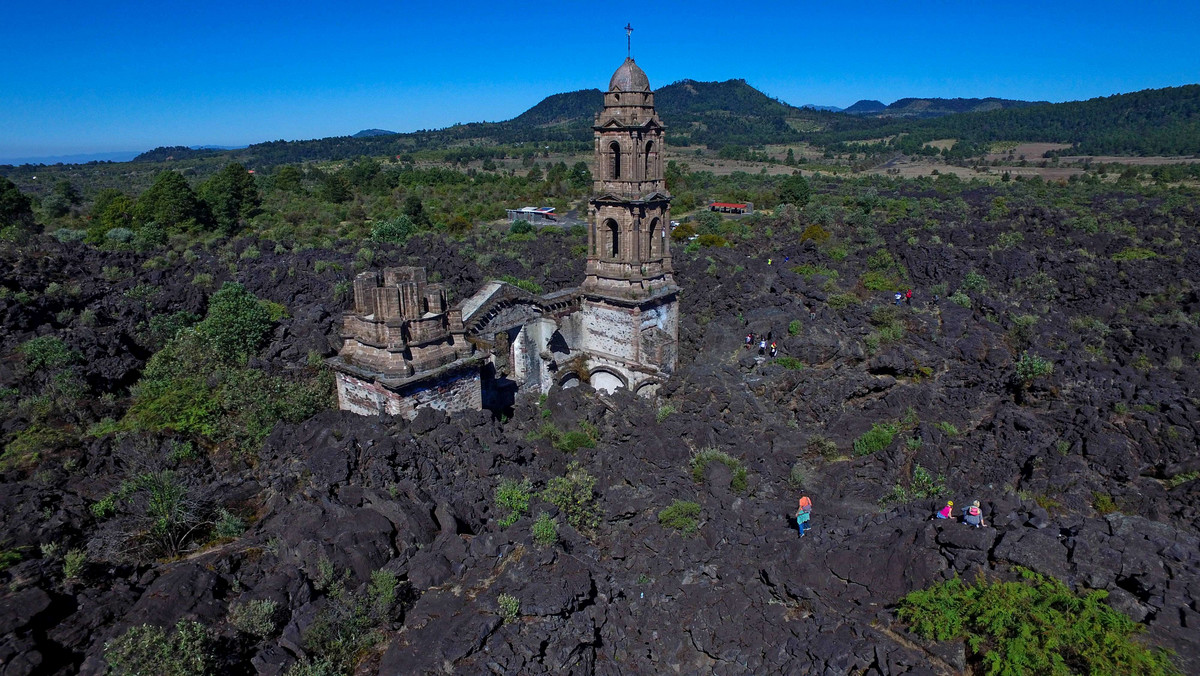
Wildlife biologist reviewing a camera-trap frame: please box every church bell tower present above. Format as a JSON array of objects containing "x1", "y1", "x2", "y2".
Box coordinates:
[
  {"x1": 578, "y1": 47, "x2": 679, "y2": 394},
  {"x1": 582, "y1": 56, "x2": 676, "y2": 298}
]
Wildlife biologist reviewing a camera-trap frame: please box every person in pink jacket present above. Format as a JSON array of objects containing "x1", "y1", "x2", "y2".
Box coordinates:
[{"x1": 935, "y1": 500, "x2": 953, "y2": 519}]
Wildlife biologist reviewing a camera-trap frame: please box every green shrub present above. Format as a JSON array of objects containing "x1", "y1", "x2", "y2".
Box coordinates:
[
  {"x1": 827, "y1": 293, "x2": 861, "y2": 309},
  {"x1": 1166, "y1": 471, "x2": 1199, "y2": 489},
  {"x1": 371, "y1": 215, "x2": 416, "y2": 244},
  {"x1": 498, "y1": 593, "x2": 520, "y2": 622},
  {"x1": 541, "y1": 462, "x2": 600, "y2": 531},
  {"x1": 508, "y1": 219, "x2": 533, "y2": 235},
  {"x1": 214, "y1": 508, "x2": 246, "y2": 538},
  {"x1": 774, "y1": 356, "x2": 805, "y2": 370},
  {"x1": 690, "y1": 448, "x2": 748, "y2": 492},
  {"x1": 229, "y1": 599, "x2": 279, "y2": 639},
  {"x1": 17, "y1": 336, "x2": 77, "y2": 372},
  {"x1": 861, "y1": 270, "x2": 899, "y2": 291},
  {"x1": 1111, "y1": 247, "x2": 1157, "y2": 261},
  {"x1": 656, "y1": 404, "x2": 677, "y2": 422},
  {"x1": 854, "y1": 422, "x2": 898, "y2": 456},
  {"x1": 495, "y1": 478, "x2": 532, "y2": 528},
  {"x1": 1014, "y1": 351, "x2": 1054, "y2": 385},
  {"x1": 191, "y1": 272, "x2": 213, "y2": 288},
  {"x1": 948, "y1": 291, "x2": 972, "y2": 308},
  {"x1": 259, "y1": 300, "x2": 289, "y2": 322},
  {"x1": 196, "y1": 282, "x2": 273, "y2": 361},
  {"x1": 499, "y1": 275, "x2": 544, "y2": 295},
  {"x1": 63, "y1": 548, "x2": 86, "y2": 579},
  {"x1": 368, "y1": 569, "x2": 399, "y2": 619},
  {"x1": 961, "y1": 270, "x2": 989, "y2": 292},
  {"x1": 881, "y1": 464, "x2": 947, "y2": 505},
  {"x1": 285, "y1": 657, "x2": 338, "y2": 676},
  {"x1": 143, "y1": 311, "x2": 201, "y2": 350},
  {"x1": 934, "y1": 421, "x2": 960, "y2": 436},
  {"x1": 799, "y1": 223, "x2": 829, "y2": 242},
  {"x1": 897, "y1": 569, "x2": 1180, "y2": 675},
  {"x1": 658, "y1": 500, "x2": 701, "y2": 535},
  {"x1": 789, "y1": 460, "x2": 806, "y2": 487},
  {"x1": 0, "y1": 548, "x2": 21, "y2": 571},
  {"x1": 104, "y1": 620, "x2": 212, "y2": 676},
  {"x1": 791, "y1": 263, "x2": 837, "y2": 280},
  {"x1": 532, "y1": 512, "x2": 558, "y2": 546},
  {"x1": 788, "y1": 319, "x2": 802, "y2": 335},
  {"x1": 1092, "y1": 491, "x2": 1118, "y2": 515},
  {"x1": 807, "y1": 435, "x2": 839, "y2": 460}
]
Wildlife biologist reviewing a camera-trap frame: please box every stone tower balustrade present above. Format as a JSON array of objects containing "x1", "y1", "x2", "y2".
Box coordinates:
[{"x1": 336, "y1": 267, "x2": 471, "y2": 377}]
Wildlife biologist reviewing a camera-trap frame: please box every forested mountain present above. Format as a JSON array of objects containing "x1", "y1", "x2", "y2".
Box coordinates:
[
  {"x1": 844, "y1": 100, "x2": 886, "y2": 114},
  {"x1": 877, "y1": 97, "x2": 1043, "y2": 118},
  {"x1": 352, "y1": 129, "x2": 397, "y2": 138},
  {"x1": 97, "y1": 81, "x2": 1200, "y2": 170},
  {"x1": 816, "y1": 84, "x2": 1200, "y2": 156}
]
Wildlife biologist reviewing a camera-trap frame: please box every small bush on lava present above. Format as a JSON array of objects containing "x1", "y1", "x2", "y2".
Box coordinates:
[{"x1": 658, "y1": 500, "x2": 701, "y2": 535}]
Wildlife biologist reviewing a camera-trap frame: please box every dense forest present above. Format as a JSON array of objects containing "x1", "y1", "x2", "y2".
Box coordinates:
[{"x1": 816, "y1": 85, "x2": 1200, "y2": 157}]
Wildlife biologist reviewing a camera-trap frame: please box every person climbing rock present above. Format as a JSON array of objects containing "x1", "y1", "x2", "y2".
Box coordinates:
[
  {"x1": 809, "y1": 306, "x2": 817, "y2": 320},
  {"x1": 769, "y1": 342, "x2": 778, "y2": 358},
  {"x1": 768, "y1": 257, "x2": 773, "y2": 266},
  {"x1": 796, "y1": 496, "x2": 812, "y2": 537},
  {"x1": 759, "y1": 338, "x2": 767, "y2": 355},
  {"x1": 935, "y1": 500, "x2": 953, "y2": 520},
  {"x1": 963, "y1": 500, "x2": 986, "y2": 528},
  {"x1": 746, "y1": 332, "x2": 754, "y2": 349},
  {"x1": 894, "y1": 291, "x2": 903, "y2": 306},
  {"x1": 905, "y1": 289, "x2": 913, "y2": 306}
]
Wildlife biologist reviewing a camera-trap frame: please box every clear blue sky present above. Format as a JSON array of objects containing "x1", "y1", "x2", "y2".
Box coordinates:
[{"x1": 2, "y1": 0, "x2": 1197, "y2": 161}]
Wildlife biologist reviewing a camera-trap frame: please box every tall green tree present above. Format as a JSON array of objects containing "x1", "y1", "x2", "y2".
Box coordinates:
[
  {"x1": 270, "y1": 165, "x2": 305, "y2": 194},
  {"x1": 0, "y1": 177, "x2": 35, "y2": 232},
  {"x1": 402, "y1": 195, "x2": 431, "y2": 228},
  {"x1": 776, "y1": 173, "x2": 810, "y2": 207},
  {"x1": 318, "y1": 174, "x2": 352, "y2": 203},
  {"x1": 569, "y1": 161, "x2": 592, "y2": 190},
  {"x1": 199, "y1": 163, "x2": 260, "y2": 235},
  {"x1": 135, "y1": 171, "x2": 208, "y2": 232}
]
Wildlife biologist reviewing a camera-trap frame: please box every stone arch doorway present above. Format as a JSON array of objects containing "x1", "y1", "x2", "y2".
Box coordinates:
[
  {"x1": 589, "y1": 369, "x2": 626, "y2": 394},
  {"x1": 609, "y1": 141, "x2": 622, "y2": 179},
  {"x1": 633, "y1": 381, "x2": 662, "y2": 396},
  {"x1": 558, "y1": 372, "x2": 581, "y2": 389}
]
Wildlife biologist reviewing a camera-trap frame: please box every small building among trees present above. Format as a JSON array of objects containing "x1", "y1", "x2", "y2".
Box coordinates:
[{"x1": 708, "y1": 201, "x2": 753, "y2": 215}]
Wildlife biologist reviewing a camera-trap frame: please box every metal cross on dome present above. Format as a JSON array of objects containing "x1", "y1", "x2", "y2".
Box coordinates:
[{"x1": 625, "y1": 23, "x2": 633, "y2": 57}]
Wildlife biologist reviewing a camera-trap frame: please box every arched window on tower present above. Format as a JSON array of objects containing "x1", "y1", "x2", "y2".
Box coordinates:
[
  {"x1": 648, "y1": 218, "x2": 661, "y2": 258},
  {"x1": 604, "y1": 219, "x2": 620, "y2": 258},
  {"x1": 609, "y1": 142, "x2": 621, "y2": 180},
  {"x1": 644, "y1": 141, "x2": 654, "y2": 180}
]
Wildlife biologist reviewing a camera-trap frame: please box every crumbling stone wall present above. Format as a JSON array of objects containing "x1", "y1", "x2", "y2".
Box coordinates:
[{"x1": 335, "y1": 368, "x2": 481, "y2": 418}]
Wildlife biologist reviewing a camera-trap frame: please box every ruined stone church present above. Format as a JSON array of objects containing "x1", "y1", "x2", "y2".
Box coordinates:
[{"x1": 331, "y1": 57, "x2": 680, "y2": 418}]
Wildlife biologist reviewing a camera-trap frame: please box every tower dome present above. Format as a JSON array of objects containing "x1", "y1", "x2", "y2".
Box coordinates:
[{"x1": 609, "y1": 57, "x2": 650, "y2": 92}]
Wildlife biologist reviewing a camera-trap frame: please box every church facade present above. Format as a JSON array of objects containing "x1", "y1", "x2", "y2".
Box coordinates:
[{"x1": 331, "y1": 57, "x2": 680, "y2": 418}]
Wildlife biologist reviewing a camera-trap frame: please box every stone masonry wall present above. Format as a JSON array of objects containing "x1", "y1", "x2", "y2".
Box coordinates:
[{"x1": 336, "y1": 370, "x2": 482, "y2": 420}]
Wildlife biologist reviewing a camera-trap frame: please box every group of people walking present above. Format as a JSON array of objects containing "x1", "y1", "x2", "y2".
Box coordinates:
[
  {"x1": 745, "y1": 332, "x2": 778, "y2": 357},
  {"x1": 791, "y1": 496, "x2": 987, "y2": 540}
]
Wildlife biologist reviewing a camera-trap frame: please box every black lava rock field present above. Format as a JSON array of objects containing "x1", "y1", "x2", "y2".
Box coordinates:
[{"x1": 2, "y1": 179, "x2": 1199, "y2": 674}]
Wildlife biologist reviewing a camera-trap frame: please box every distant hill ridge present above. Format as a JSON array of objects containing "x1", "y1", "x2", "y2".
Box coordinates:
[
  {"x1": 352, "y1": 129, "x2": 396, "y2": 138},
  {"x1": 127, "y1": 81, "x2": 1200, "y2": 166},
  {"x1": 844, "y1": 97, "x2": 1044, "y2": 117}
]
